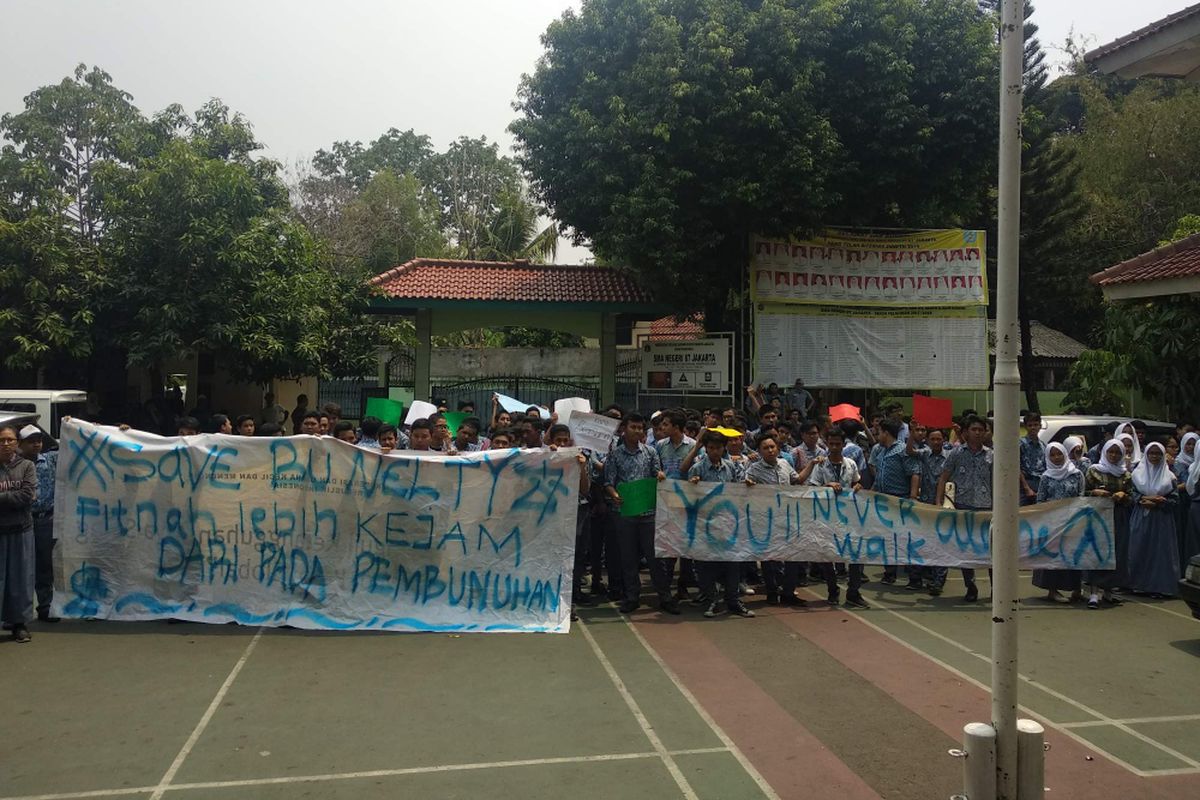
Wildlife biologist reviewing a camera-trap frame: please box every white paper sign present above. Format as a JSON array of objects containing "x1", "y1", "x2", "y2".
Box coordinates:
[
  {"x1": 54, "y1": 420, "x2": 579, "y2": 632},
  {"x1": 495, "y1": 393, "x2": 550, "y2": 419},
  {"x1": 567, "y1": 412, "x2": 620, "y2": 454},
  {"x1": 403, "y1": 400, "x2": 439, "y2": 426},
  {"x1": 554, "y1": 397, "x2": 592, "y2": 425}
]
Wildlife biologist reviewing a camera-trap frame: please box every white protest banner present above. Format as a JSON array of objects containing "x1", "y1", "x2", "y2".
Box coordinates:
[
  {"x1": 404, "y1": 400, "x2": 438, "y2": 426},
  {"x1": 495, "y1": 392, "x2": 550, "y2": 419},
  {"x1": 554, "y1": 397, "x2": 592, "y2": 425},
  {"x1": 567, "y1": 412, "x2": 620, "y2": 454},
  {"x1": 54, "y1": 420, "x2": 579, "y2": 632},
  {"x1": 656, "y1": 481, "x2": 1114, "y2": 570}
]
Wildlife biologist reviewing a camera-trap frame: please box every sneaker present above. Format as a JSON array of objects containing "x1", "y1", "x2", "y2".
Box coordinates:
[
  {"x1": 964, "y1": 584, "x2": 979, "y2": 603},
  {"x1": 618, "y1": 601, "x2": 640, "y2": 614},
  {"x1": 738, "y1": 582, "x2": 752, "y2": 597},
  {"x1": 1087, "y1": 596, "x2": 1099, "y2": 610},
  {"x1": 844, "y1": 594, "x2": 871, "y2": 610},
  {"x1": 704, "y1": 601, "x2": 725, "y2": 618},
  {"x1": 905, "y1": 581, "x2": 923, "y2": 591},
  {"x1": 780, "y1": 594, "x2": 808, "y2": 608},
  {"x1": 660, "y1": 599, "x2": 682, "y2": 615},
  {"x1": 827, "y1": 593, "x2": 840, "y2": 606},
  {"x1": 729, "y1": 601, "x2": 756, "y2": 618},
  {"x1": 880, "y1": 574, "x2": 897, "y2": 585},
  {"x1": 928, "y1": 584, "x2": 943, "y2": 597},
  {"x1": 570, "y1": 607, "x2": 580, "y2": 622},
  {"x1": 693, "y1": 592, "x2": 713, "y2": 607},
  {"x1": 12, "y1": 625, "x2": 31, "y2": 643}
]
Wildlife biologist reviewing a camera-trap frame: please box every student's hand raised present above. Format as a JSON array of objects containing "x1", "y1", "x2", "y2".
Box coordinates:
[{"x1": 656, "y1": 471, "x2": 666, "y2": 482}]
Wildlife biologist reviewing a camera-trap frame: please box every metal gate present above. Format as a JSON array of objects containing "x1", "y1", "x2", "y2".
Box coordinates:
[{"x1": 431, "y1": 376, "x2": 599, "y2": 416}]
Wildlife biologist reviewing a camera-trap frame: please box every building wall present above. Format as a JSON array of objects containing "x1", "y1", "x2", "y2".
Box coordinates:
[{"x1": 428, "y1": 347, "x2": 600, "y2": 379}]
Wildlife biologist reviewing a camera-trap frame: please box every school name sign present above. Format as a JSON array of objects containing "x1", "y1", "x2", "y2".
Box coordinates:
[
  {"x1": 657, "y1": 481, "x2": 1114, "y2": 570},
  {"x1": 53, "y1": 420, "x2": 578, "y2": 632}
]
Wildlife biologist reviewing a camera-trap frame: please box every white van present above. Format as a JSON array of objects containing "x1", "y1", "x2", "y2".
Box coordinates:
[{"x1": 0, "y1": 390, "x2": 88, "y2": 438}]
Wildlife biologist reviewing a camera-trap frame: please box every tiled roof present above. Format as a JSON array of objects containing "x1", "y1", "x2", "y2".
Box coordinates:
[
  {"x1": 986, "y1": 320, "x2": 1086, "y2": 360},
  {"x1": 369, "y1": 258, "x2": 655, "y2": 305},
  {"x1": 1089, "y1": 233, "x2": 1200, "y2": 287},
  {"x1": 647, "y1": 314, "x2": 705, "y2": 340},
  {"x1": 1085, "y1": 3, "x2": 1200, "y2": 61}
]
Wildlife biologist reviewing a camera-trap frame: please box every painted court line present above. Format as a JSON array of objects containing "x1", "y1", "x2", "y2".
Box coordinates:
[
  {"x1": 1060, "y1": 714, "x2": 1200, "y2": 729},
  {"x1": 0, "y1": 750, "x2": 733, "y2": 800},
  {"x1": 1123, "y1": 595, "x2": 1200, "y2": 623},
  {"x1": 577, "y1": 619, "x2": 701, "y2": 800},
  {"x1": 797, "y1": 588, "x2": 1185, "y2": 779},
  {"x1": 862, "y1": 594, "x2": 1200, "y2": 774},
  {"x1": 147, "y1": 627, "x2": 265, "y2": 800},
  {"x1": 618, "y1": 615, "x2": 784, "y2": 800}
]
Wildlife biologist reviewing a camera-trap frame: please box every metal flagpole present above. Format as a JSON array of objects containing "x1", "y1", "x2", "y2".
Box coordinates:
[{"x1": 992, "y1": 0, "x2": 1025, "y2": 798}]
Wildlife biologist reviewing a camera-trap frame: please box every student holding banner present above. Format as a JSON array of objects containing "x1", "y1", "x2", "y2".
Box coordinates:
[
  {"x1": 936, "y1": 415, "x2": 992, "y2": 602},
  {"x1": 688, "y1": 431, "x2": 754, "y2": 618},
  {"x1": 1032, "y1": 443, "x2": 1085, "y2": 603},
  {"x1": 745, "y1": 432, "x2": 809, "y2": 607},
  {"x1": 603, "y1": 413, "x2": 675, "y2": 615},
  {"x1": 807, "y1": 428, "x2": 870, "y2": 609}
]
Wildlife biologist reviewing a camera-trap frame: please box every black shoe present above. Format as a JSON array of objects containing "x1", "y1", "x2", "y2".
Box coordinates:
[
  {"x1": 964, "y1": 584, "x2": 979, "y2": 603},
  {"x1": 766, "y1": 592, "x2": 780, "y2": 605},
  {"x1": 575, "y1": 593, "x2": 599, "y2": 607},
  {"x1": 928, "y1": 584, "x2": 943, "y2": 597},
  {"x1": 781, "y1": 594, "x2": 808, "y2": 608},
  {"x1": 570, "y1": 607, "x2": 580, "y2": 622},
  {"x1": 618, "y1": 601, "x2": 640, "y2": 614},
  {"x1": 37, "y1": 609, "x2": 61, "y2": 623},
  {"x1": 674, "y1": 588, "x2": 690, "y2": 603},
  {"x1": 704, "y1": 601, "x2": 725, "y2": 618},
  {"x1": 608, "y1": 589, "x2": 624, "y2": 602},
  {"x1": 12, "y1": 625, "x2": 31, "y2": 643},
  {"x1": 729, "y1": 601, "x2": 756, "y2": 618},
  {"x1": 880, "y1": 574, "x2": 897, "y2": 585},
  {"x1": 692, "y1": 592, "x2": 712, "y2": 606},
  {"x1": 844, "y1": 594, "x2": 871, "y2": 610},
  {"x1": 660, "y1": 599, "x2": 682, "y2": 615},
  {"x1": 827, "y1": 593, "x2": 840, "y2": 606},
  {"x1": 591, "y1": 581, "x2": 608, "y2": 596},
  {"x1": 905, "y1": 581, "x2": 923, "y2": 591}
]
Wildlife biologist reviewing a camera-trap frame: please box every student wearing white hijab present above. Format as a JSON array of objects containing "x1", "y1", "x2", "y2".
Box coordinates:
[
  {"x1": 1173, "y1": 432, "x2": 1197, "y2": 480},
  {"x1": 1083, "y1": 439, "x2": 1133, "y2": 607},
  {"x1": 1126, "y1": 442, "x2": 1180, "y2": 597},
  {"x1": 1114, "y1": 422, "x2": 1142, "y2": 466},
  {"x1": 1032, "y1": 443, "x2": 1085, "y2": 602},
  {"x1": 1063, "y1": 436, "x2": 1090, "y2": 472},
  {"x1": 1174, "y1": 431, "x2": 1199, "y2": 574}
]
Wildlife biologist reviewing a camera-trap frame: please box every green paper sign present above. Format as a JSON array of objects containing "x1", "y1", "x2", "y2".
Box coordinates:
[
  {"x1": 443, "y1": 411, "x2": 470, "y2": 437},
  {"x1": 364, "y1": 397, "x2": 403, "y2": 426},
  {"x1": 617, "y1": 477, "x2": 659, "y2": 517}
]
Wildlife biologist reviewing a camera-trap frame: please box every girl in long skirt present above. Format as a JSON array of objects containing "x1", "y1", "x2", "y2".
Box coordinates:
[
  {"x1": 1173, "y1": 432, "x2": 1198, "y2": 573},
  {"x1": 1127, "y1": 442, "x2": 1180, "y2": 597},
  {"x1": 1032, "y1": 442, "x2": 1085, "y2": 602},
  {"x1": 1083, "y1": 439, "x2": 1132, "y2": 608}
]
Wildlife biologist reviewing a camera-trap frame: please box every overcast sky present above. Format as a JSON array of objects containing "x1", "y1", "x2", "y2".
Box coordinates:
[{"x1": 1, "y1": 0, "x2": 1190, "y2": 261}]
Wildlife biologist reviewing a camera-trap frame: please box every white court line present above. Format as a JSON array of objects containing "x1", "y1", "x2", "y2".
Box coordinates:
[
  {"x1": 856, "y1": 593, "x2": 1200, "y2": 775},
  {"x1": 1060, "y1": 713, "x2": 1200, "y2": 729},
  {"x1": 147, "y1": 627, "x2": 265, "y2": 800},
  {"x1": 576, "y1": 620, "x2": 700, "y2": 799},
  {"x1": 0, "y1": 749, "x2": 732, "y2": 800},
  {"x1": 615, "y1": 615, "x2": 784, "y2": 800},
  {"x1": 1122, "y1": 594, "x2": 1200, "y2": 623}
]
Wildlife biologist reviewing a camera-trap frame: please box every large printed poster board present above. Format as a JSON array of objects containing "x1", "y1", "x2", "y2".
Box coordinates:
[
  {"x1": 751, "y1": 229, "x2": 988, "y2": 307},
  {"x1": 53, "y1": 420, "x2": 578, "y2": 632},
  {"x1": 641, "y1": 337, "x2": 732, "y2": 394},
  {"x1": 754, "y1": 305, "x2": 989, "y2": 389}
]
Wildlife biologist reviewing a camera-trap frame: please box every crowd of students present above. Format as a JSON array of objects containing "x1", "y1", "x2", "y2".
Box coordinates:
[{"x1": 3, "y1": 388, "x2": 1198, "y2": 642}]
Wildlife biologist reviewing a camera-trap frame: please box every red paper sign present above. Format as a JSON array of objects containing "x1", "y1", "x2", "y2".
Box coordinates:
[
  {"x1": 829, "y1": 403, "x2": 861, "y2": 424},
  {"x1": 912, "y1": 394, "x2": 953, "y2": 429}
]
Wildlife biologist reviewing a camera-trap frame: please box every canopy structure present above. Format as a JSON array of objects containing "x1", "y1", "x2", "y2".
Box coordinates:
[
  {"x1": 1085, "y1": 3, "x2": 1200, "y2": 81},
  {"x1": 1089, "y1": 232, "x2": 1200, "y2": 300},
  {"x1": 367, "y1": 258, "x2": 673, "y2": 404}
]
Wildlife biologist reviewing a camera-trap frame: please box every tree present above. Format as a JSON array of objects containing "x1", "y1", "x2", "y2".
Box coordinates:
[{"x1": 512, "y1": 0, "x2": 999, "y2": 325}]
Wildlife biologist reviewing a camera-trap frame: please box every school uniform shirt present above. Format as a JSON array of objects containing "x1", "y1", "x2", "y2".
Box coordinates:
[
  {"x1": 745, "y1": 458, "x2": 798, "y2": 486},
  {"x1": 30, "y1": 450, "x2": 57, "y2": 516},
  {"x1": 871, "y1": 441, "x2": 910, "y2": 497},
  {"x1": 795, "y1": 442, "x2": 828, "y2": 466},
  {"x1": 1019, "y1": 436, "x2": 1047, "y2": 491},
  {"x1": 655, "y1": 436, "x2": 696, "y2": 479},
  {"x1": 603, "y1": 442, "x2": 663, "y2": 518},
  {"x1": 911, "y1": 448, "x2": 949, "y2": 504},
  {"x1": 808, "y1": 457, "x2": 860, "y2": 487},
  {"x1": 943, "y1": 445, "x2": 993, "y2": 510},
  {"x1": 687, "y1": 457, "x2": 743, "y2": 484},
  {"x1": 842, "y1": 441, "x2": 867, "y2": 473}
]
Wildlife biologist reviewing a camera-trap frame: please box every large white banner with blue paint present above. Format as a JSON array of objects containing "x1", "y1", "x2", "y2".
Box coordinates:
[
  {"x1": 656, "y1": 481, "x2": 1114, "y2": 569},
  {"x1": 53, "y1": 420, "x2": 578, "y2": 632}
]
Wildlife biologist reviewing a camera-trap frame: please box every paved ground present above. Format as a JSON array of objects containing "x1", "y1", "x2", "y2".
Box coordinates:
[{"x1": 3, "y1": 573, "x2": 1199, "y2": 800}]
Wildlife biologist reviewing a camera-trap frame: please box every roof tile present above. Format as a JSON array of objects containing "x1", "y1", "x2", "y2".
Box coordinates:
[
  {"x1": 1089, "y1": 233, "x2": 1200, "y2": 287},
  {"x1": 369, "y1": 258, "x2": 655, "y2": 305}
]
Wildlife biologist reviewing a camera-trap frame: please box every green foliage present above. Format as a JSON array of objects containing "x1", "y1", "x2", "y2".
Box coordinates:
[
  {"x1": 1062, "y1": 349, "x2": 1128, "y2": 415},
  {"x1": 1098, "y1": 298, "x2": 1200, "y2": 420},
  {"x1": 511, "y1": 0, "x2": 999, "y2": 320},
  {"x1": 1162, "y1": 214, "x2": 1200, "y2": 245}
]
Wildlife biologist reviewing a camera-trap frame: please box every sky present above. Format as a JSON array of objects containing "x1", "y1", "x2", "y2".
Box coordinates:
[{"x1": 0, "y1": 0, "x2": 1191, "y2": 262}]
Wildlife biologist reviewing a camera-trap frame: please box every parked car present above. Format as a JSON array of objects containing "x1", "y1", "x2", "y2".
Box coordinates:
[
  {"x1": 0, "y1": 390, "x2": 87, "y2": 439},
  {"x1": 1181, "y1": 555, "x2": 1200, "y2": 620},
  {"x1": 1037, "y1": 415, "x2": 1175, "y2": 451}
]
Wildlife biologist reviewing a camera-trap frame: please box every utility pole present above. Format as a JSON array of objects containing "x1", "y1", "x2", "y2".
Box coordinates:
[{"x1": 991, "y1": 0, "x2": 1025, "y2": 797}]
